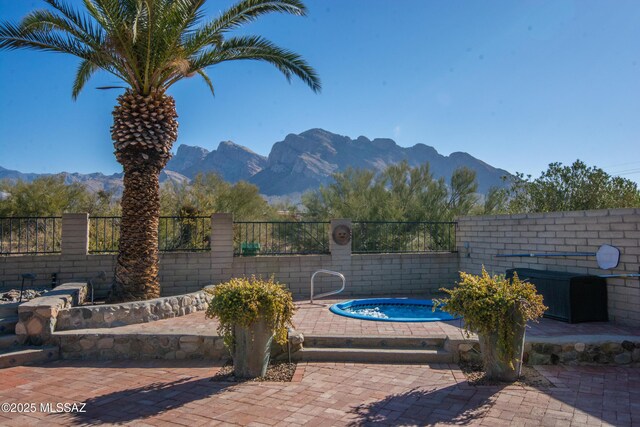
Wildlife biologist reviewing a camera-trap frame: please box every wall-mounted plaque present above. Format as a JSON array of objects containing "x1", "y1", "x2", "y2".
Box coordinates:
[{"x1": 332, "y1": 224, "x2": 351, "y2": 246}]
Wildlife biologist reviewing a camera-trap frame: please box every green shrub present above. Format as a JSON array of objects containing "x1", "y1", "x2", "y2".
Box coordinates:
[
  {"x1": 205, "y1": 276, "x2": 296, "y2": 349},
  {"x1": 434, "y1": 267, "x2": 546, "y2": 364}
]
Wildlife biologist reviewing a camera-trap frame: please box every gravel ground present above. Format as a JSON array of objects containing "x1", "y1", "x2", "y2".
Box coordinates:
[
  {"x1": 459, "y1": 362, "x2": 554, "y2": 387},
  {"x1": 211, "y1": 360, "x2": 297, "y2": 383}
]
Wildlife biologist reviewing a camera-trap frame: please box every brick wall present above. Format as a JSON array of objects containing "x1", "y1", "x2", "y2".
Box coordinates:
[
  {"x1": 4, "y1": 209, "x2": 638, "y2": 325},
  {"x1": 456, "y1": 208, "x2": 640, "y2": 326},
  {"x1": 0, "y1": 213, "x2": 458, "y2": 300},
  {"x1": 231, "y1": 253, "x2": 458, "y2": 299}
]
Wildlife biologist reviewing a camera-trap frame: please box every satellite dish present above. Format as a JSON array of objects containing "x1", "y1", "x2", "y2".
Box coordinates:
[{"x1": 596, "y1": 244, "x2": 620, "y2": 270}]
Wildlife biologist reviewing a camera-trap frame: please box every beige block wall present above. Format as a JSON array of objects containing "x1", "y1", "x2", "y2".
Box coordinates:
[
  {"x1": 0, "y1": 253, "x2": 213, "y2": 297},
  {"x1": 457, "y1": 208, "x2": 640, "y2": 326},
  {"x1": 231, "y1": 252, "x2": 459, "y2": 299},
  {"x1": 5, "y1": 208, "x2": 638, "y2": 325},
  {"x1": 0, "y1": 252, "x2": 459, "y2": 300}
]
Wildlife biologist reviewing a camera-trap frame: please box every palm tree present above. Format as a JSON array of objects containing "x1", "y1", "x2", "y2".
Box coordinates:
[{"x1": 0, "y1": 0, "x2": 320, "y2": 302}]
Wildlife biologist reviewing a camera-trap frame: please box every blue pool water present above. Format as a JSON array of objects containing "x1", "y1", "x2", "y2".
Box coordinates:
[{"x1": 330, "y1": 298, "x2": 459, "y2": 322}]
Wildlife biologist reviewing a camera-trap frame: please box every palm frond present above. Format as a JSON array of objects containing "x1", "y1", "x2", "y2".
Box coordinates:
[
  {"x1": 87, "y1": 0, "x2": 142, "y2": 88},
  {"x1": 0, "y1": 20, "x2": 92, "y2": 57},
  {"x1": 188, "y1": 35, "x2": 321, "y2": 92},
  {"x1": 72, "y1": 58, "x2": 99, "y2": 99},
  {"x1": 211, "y1": 0, "x2": 306, "y2": 32},
  {"x1": 1, "y1": 0, "x2": 320, "y2": 97},
  {"x1": 183, "y1": 0, "x2": 305, "y2": 55},
  {"x1": 196, "y1": 69, "x2": 215, "y2": 96},
  {"x1": 42, "y1": 0, "x2": 104, "y2": 42}
]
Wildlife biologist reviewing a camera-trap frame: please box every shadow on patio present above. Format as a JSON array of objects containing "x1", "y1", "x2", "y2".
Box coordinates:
[
  {"x1": 348, "y1": 364, "x2": 638, "y2": 426},
  {"x1": 347, "y1": 383, "x2": 504, "y2": 426},
  {"x1": 66, "y1": 375, "x2": 233, "y2": 425}
]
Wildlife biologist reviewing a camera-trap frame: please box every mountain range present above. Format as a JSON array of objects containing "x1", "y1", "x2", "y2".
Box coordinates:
[
  {"x1": 166, "y1": 128, "x2": 510, "y2": 195},
  {"x1": 1, "y1": 128, "x2": 511, "y2": 199}
]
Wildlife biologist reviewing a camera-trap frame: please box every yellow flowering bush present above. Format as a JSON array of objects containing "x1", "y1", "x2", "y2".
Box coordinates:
[
  {"x1": 434, "y1": 267, "x2": 546, "y2": 364},
  {"x1": 205, "y1": 276, "x2": 296, "y2": 349}
]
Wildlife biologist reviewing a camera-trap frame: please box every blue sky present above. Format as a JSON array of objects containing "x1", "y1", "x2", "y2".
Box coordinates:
[{"x1": 1, "y1": 0, "x2": 639, "y2": 185}]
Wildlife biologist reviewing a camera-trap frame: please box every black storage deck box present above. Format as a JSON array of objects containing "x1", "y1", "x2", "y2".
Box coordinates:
[{"x1": 506, "y1": 268, "x2": 608, "y2": 323}]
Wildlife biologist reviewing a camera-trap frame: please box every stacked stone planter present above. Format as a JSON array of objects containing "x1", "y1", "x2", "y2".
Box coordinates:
[
  {"x1": 456, "y1": 338, "x2": 640, "y2": 366},
  {"x1": 53, "y1": 289, "x2": 220, "y2": 361},
  {"x1": 55, "y1": 332, "x2": 226, "y2": 361},
  {"x1": 525, "y1": 339, "x2": 640, "y2": 366},
  {"x1": 55, "y1": 290, "x2": 212, "y2": 330},
  {"x1": 16, "y1": 283, "x2": 88, "y2": 345}
]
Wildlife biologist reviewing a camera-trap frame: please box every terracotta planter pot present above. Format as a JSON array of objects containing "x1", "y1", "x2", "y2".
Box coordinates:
[
  {"x1": 233, "y1": 318, "x2": 274, "y2": 379},
  {"x1": 478, "y1": 312, "x2": 526, "y2": 382}
]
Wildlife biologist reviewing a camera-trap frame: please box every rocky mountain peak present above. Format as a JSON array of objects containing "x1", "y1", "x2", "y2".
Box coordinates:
[
  {"x1": 169, "y1": 140, "x2": 267, "y2": 183},
  {"x1": 166, "y1": 144, "x2": 209, "y2": 172},
  {"x1": 1, "y1": 128, "x2": 512, "y2": 199}
]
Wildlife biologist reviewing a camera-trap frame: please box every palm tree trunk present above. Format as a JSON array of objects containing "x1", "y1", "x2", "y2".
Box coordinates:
[
  {"x1": 108, "y1": 89, "x2": 178, "y2": 302},
  {"x1": 110, "y1": 162, "x2": 163, "y2": 301}
]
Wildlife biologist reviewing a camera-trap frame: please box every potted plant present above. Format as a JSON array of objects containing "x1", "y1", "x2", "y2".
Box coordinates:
[
  {"x1": 206, "y1": 276, "x2": 295, "y2": 379},
  {"x1": 435, "y1": 267, "x2": 546, "y2": 382}
]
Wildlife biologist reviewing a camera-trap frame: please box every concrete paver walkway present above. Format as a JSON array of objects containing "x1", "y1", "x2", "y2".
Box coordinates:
[
  {"x1": 0, "y1": 360, "x2": 638, "y2": 426},
  {"x1": 84, "y1": 300, "x2": 640, "y2": 342}
]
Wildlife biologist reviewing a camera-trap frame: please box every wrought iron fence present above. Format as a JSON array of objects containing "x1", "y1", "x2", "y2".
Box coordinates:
[
  {"x1": 89, "y1": 216, "x2": 211, "y2": 253},
  {"x1": 158, "y1": 216, "x2": 211, "y2": 252},
  {"x1": 89, "y1": 217, "x2": 121, "y2": 253},
  {"x1": 0, "y1": 217, "x2": 62, "y2": 254},
  {"x1": 2, "y1": 216, "x2": 456, "y2": 256},
  {"x1": 233, "y1": 221, "x2": 330, "y2": 256},
  {"x1": 352, "y1": 221, "x2": 456, "y2": 253}
]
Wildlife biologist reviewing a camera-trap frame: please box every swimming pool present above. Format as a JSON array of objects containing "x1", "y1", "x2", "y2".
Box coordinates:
[{"x1": 330, "y1": 298, "x2": 459, "y2": 322}]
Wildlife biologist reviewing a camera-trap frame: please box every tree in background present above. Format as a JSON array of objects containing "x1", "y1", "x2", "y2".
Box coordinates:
[
  {"x1": 505, "y1": 160, "x2": 640, "y2": 213},
  {"x1": 160, "y1": 173, "x2": 272, "y2": 220},
  {"x1": 0, "y1": 176, "x2": 119, "y2": 216},
  {"x1": 302, "y1": 161, "x2": 479, "y2": 222},
  {"x1": 478, "y1": 186, "x2": 508, "y2": 215},
  {"x1": 302, "y1": 161, "x2": 479, "y2": 252},
  {"x1": 1, "y1": 0, "x2": 320, "y2": 301}
]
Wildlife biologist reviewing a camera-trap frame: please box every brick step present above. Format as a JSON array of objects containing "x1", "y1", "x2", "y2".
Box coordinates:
[
  {"x1": 304, "y1": 334, "x2": 447, "y2": 349},
  {"x1": 295, "y1": 347, "x2": 453, "y2": 364},
  {"x1": 0, "y1": 334, "x2": 20, "y2": 350},
  {"x1": 0, "y1": 316, "x2": 18, "y2": 335},
  {"x1": 0, "y1": 303, "x2": 19, "y2": 318},
  {"x1": 0, "y1": 346, "x2": 59, "y2": 369}
]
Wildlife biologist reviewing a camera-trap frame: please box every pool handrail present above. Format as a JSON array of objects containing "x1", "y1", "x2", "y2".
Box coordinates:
[{"x1": 310, "y1": 269, "x2": 346, "y2": 303}]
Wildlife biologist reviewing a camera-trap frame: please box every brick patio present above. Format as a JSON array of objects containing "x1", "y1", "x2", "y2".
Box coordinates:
[
  {"x1": 77, "y1": 299, "x2": 640, "y2": 340},
  {"x1": 0, "y1": 359, "x2": 638, "y2": 426},
  {"x1": 2, "y1": 300, "x2": 634, "y2": 425}
]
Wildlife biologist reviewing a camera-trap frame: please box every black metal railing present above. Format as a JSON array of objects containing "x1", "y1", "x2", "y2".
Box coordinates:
[
  {"x1": 0, "y1": 217, "x2": 62, "y2": 254},
  {"x1": 158, "y1": 216, "x2": 211, "y2": 252},
  {"x1": 352, "y1": 221, "x2": 456, "y2": 253},
  {"x1": 89, "y1": 216, "x2": 211, "y2": 253},
  {"x1": 89, "y1": 216, "x2": 121, "y2": 254},
  {"x1": 233, "y1": 221, "x2": 330, "y2": 256},
  {"x1": 2, "y1": 216, "x2": 456, "y2": 256}
]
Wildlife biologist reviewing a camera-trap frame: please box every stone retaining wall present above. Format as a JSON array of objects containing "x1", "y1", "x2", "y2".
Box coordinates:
[
  {"x1": 16, "y1": 283, "x2": 87, "y2": 345},
  {"x1": 525, "y1": 339, "x2": 640, "y2": 365},
  {"x1": 56, "y1": 328, "x2": 301, "y2": 361},
  {"x1": 57, "y1": 333, "x2": 226, "y2": 361},
  {"x1": 55, "y1": 290, "x2": 212, "y2": 331},
  {"x1": 455, "y1": 338, "x2": 640, "y2": 366}
]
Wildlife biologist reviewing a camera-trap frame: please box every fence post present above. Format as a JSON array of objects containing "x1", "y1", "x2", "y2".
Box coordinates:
[
  {"x1": 211, "y1": 213, "x2": 234, "y2": 283},
  {"x1": 61, "y1": 213, "x2": 89, "y2": 256},
  {"x1": 330, "y1": 218, "x2": 352, "y2": 262}
]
